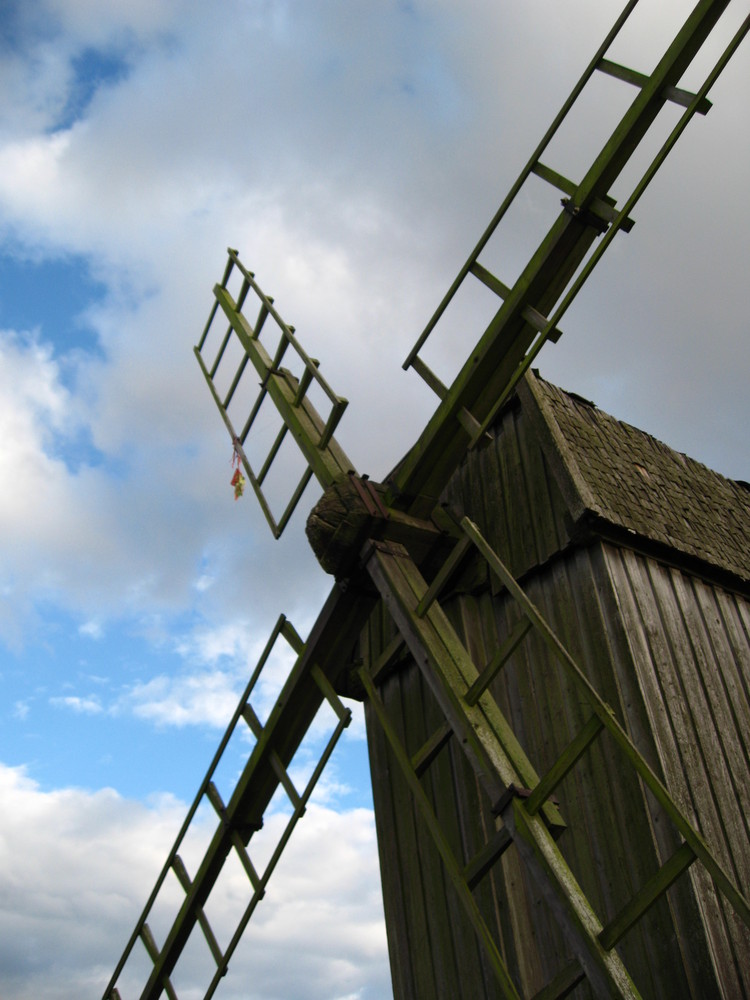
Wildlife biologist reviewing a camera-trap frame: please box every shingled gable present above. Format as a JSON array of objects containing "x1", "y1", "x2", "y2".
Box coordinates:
[{"x1": 518, "y1": 369, "x2": 750, "y2": 593}]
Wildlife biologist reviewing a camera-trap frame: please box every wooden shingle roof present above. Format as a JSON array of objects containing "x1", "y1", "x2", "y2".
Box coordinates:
[{"x1": 520, "y1": 371, "x2": 750, "y2": 589}]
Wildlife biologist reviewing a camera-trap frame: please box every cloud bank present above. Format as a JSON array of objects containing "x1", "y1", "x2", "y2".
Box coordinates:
[{"x1": 0, "y1": 763, "x2": 388, "y2": 999}]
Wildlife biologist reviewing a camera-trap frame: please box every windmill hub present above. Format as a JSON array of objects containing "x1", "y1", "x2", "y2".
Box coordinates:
[
  {"x1": 306, "y1": 472, "x2": 458, "y2": 582},
  {"x1": 305, "y1": 474, "x2": 390, "y2": 577}
]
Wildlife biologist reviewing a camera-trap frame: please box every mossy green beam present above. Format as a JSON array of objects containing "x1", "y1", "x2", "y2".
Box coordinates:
[
  {"x1": 390, "y1": 0, "x2": 732, "y2": 518},
  {"x1": 210, "y1": 283, "x2": 355, "y2": 490}
]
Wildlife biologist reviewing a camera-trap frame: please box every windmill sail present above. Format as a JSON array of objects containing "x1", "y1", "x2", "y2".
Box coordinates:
[
  {"x1": 392, "y1": 0, "x2": 750, "y2": 516},
  {"x1": 195, "y1": 249, "x2": 354, "y2": 537}
]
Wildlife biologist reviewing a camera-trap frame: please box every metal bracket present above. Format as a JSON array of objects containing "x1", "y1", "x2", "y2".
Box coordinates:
[
  {"x1": 349, "y1": 472, "x2": 390, "y2": 520},
  {"x1": 493, "y1": 782, "x2": 559, "y2": 817},
  {"x1": 561, "y1": 198, "x2": 609, "y2": 235}
]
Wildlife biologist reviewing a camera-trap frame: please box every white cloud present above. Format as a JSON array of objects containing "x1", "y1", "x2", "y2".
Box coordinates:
[
  {"x1": 79, "y1": 618, "x2": 104, "y2": 639},
  {"x1": 119, "y1": 630, "x2": 340, "y2": 735},
  {"x1": 0, "y1": 131, "x2": 71, "y2": 225},
  {"x1": 174, "y1": 620, "x2": 261, "y2": 668},
  {"x1": 0, "y1": 327, "x2": 71, "y2": 441},
  {"x1": 50, "y1": 693, "x2": 103, "y2": 714},
  {"x1": 0, "y1": 322, "x2": 291, "y2": 646},
  {"x1": 0, "y1": 0, "x2": 186, "y2": 137},
  {"x1": 124, "y1": 668, "x2": 242, "y2": 728},
  {"x1": 0, "y1": 763, "x2": 389, "y2": 1000},
  {"x1": 157, "y1": 617, "x2": 339, "y2": 731},
  {"x1": 0, "y1": 329, "x2": 167, "y2": 637}
]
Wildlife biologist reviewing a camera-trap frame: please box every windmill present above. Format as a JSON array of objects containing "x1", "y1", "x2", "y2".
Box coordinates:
[{"x1": 104, "y1": 2, "x2": 750, "y2": 998}]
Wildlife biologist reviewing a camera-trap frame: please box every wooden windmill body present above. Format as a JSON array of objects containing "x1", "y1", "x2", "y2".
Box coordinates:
[
  {"x1": 364, "y1": 371, "x2": 750, "y2": 998},
  {"x1": 104, "y1": 3, "x2": 750, "y2": 998}
]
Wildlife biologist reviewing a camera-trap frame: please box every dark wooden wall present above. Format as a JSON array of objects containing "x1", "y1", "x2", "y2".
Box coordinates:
[{"x1": 363, "y1": 388, "x2": 750, "y2": 999}]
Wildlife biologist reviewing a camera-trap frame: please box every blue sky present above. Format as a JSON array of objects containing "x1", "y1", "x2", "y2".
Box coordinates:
[{"x1": 0, "y1": 2, "x2": 748, "y2": 998}]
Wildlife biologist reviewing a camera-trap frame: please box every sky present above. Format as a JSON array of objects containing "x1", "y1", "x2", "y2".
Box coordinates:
[{"x1": 0, "y1": 1, "x2": 748, "y2": 998}]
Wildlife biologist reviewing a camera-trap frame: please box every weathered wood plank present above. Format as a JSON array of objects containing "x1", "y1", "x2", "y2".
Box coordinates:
[
  {"x1": 451, "y1": 595, "x2": 538, "y2": 994},
  {"x1": 603, "y1": 545, "x2": 748, "y2": 997},
  {"x1": 552, "y1": 549, "x2": 689, "y2": 998}
]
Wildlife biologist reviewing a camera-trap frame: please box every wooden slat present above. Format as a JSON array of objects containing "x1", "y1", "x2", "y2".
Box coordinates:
[
  {"x1": 417, "y1": 535, "x2": 473, "y2": 617},
  {"x1": 462, "y1": 516, "x2": 750, "y2": 928},
  {"x1": 531, "y1": 959, "x2": 584, "y2": 1000},
  {"x1": 470, "y1": 260, "x2": 566, "y2": 341},
  {"x1": 605, "y1": 546, "x2": 750, "y2": 994},
  {"x1": 213, "y1": 284, "x2": 354, "y2": 490},
  {"x1": 599, "y1": 843, "x2": 697, "y2": 950},
  {"x1": 391, "y1": 0, "x2": 737, "y2": 517},
  {"x1": 410, "y1": 354, "x2": 448, "y2": 400},
  {"x1": 525, "y1": 714, "x2": 605, "y2": 816},
  {"x1": 171, "y1": 855, "x2": 225, "y2": 969},
  {"x1": 139, "y1": 925, "x2": 178, "y2": 1000},
  {"x1": 463, "y1": 826, "x2": 513, "y2": 890},
  {"x1": 364, "y1": 668, "x2": 434, "y2": 998},
  {"x1": 597, "y1": 57, "x2": 712, "y2": 114},
  {"x1": 464, "y1": 616, "x2": 533, "y2": 706},
  {"x1": 411, "y1": 720, "x2": 453, "y2": 778}
]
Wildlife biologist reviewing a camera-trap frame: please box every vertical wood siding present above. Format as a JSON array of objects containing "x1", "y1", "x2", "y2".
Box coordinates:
[
  {"x1": 602, "y1": 544, "x2": 750, "y2": 997},
  {"x1": 365, "y1": 547, "x2": 750, "y2": 998},
  {"x1": 441, "y1": 398, "x2": 571, "y2": 582},
  {"x1": 364, "y1": 383, "x2": 749, "y2": 998}
]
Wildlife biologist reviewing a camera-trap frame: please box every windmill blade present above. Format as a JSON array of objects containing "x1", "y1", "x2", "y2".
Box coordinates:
[
  {"x1": 103, "y1": 597, "x2": 373, "y2": 1000},
  {"x1": 390, "y1": 0, "x2": 750, "y2": 518},
  {"x1": 195, "y1": 249, "x2": 355, "y2": 537}
]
